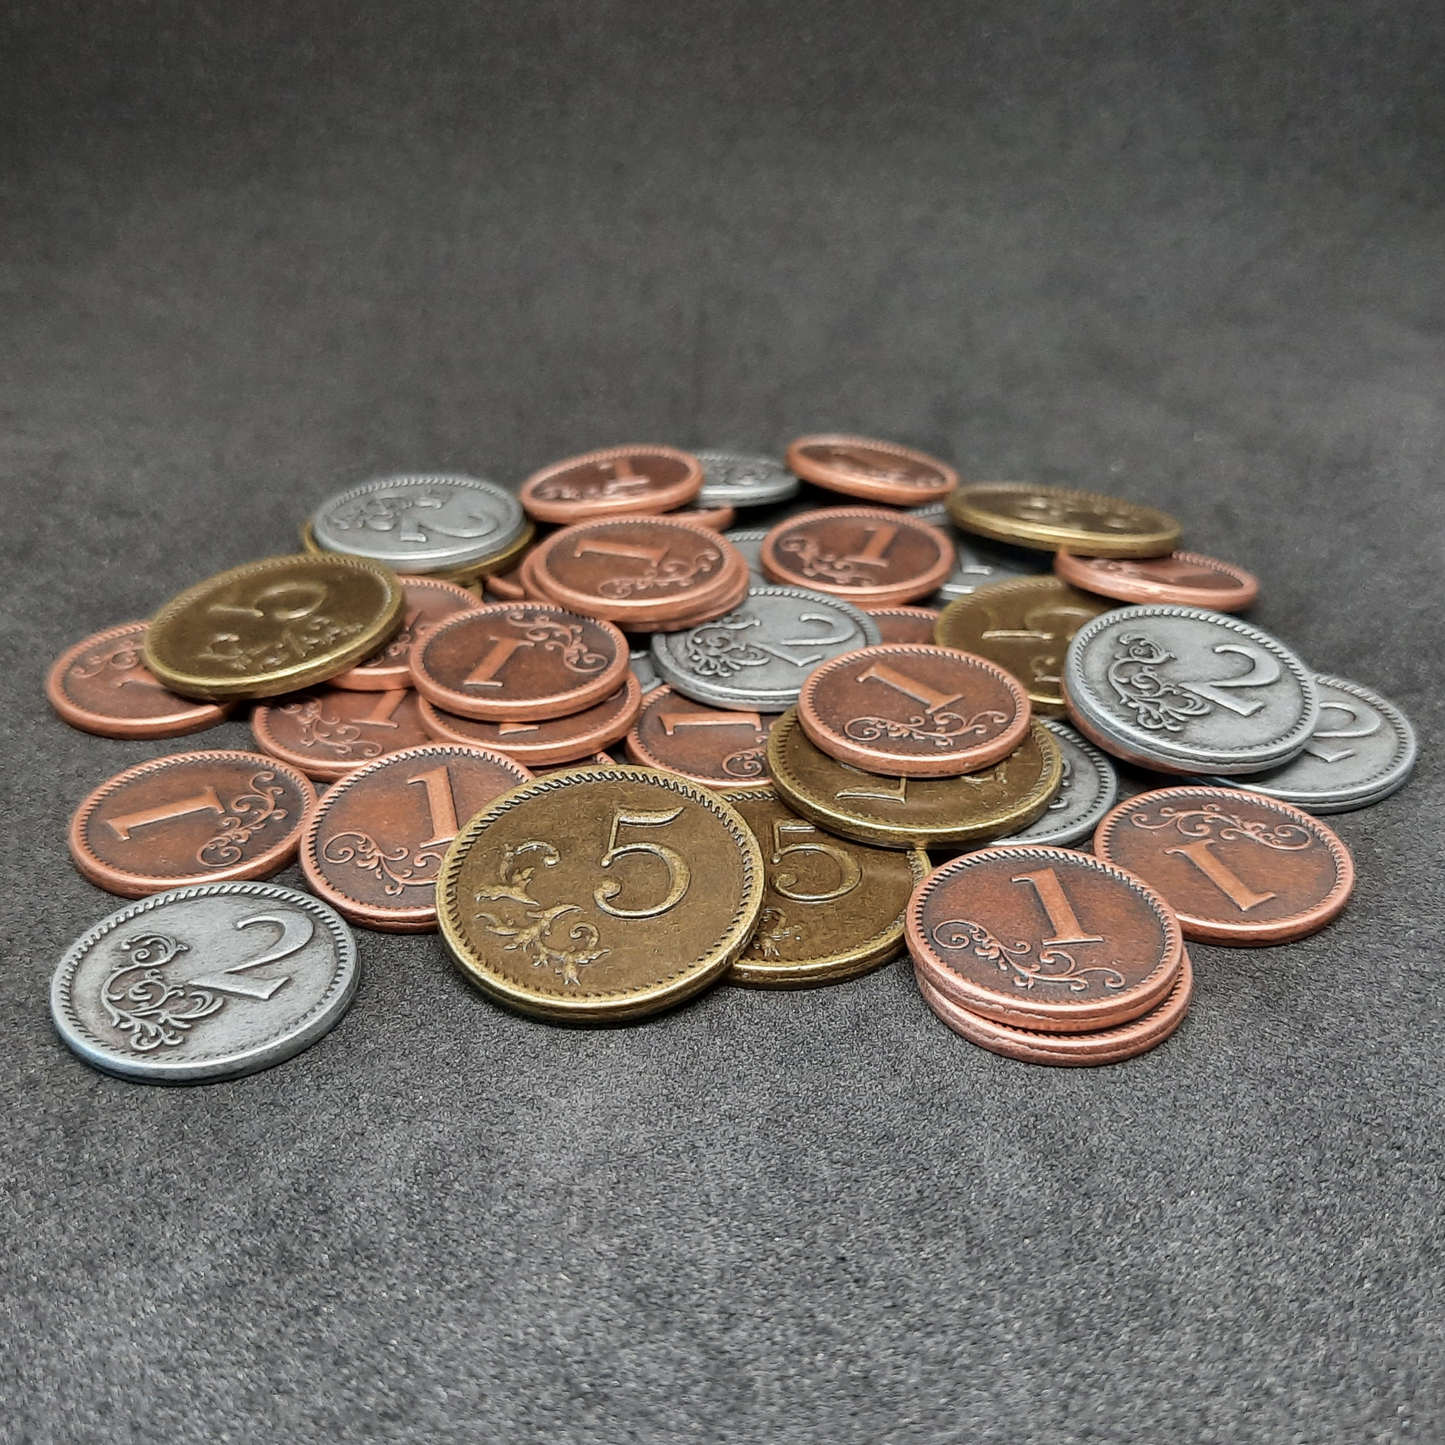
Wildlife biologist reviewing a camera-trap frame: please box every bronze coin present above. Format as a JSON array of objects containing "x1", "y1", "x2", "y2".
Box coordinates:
[
  {"x1": 785, "y1": 435, "x2": 958, "y2": 505},
  {"x1": 947, "y1": 482, "x2": 1182, "y2": 558},
  {"x1": 533, "y1": 750, "x2": 617, "y2": 776},
  {"x1": 864, "y1": 606, "x2": 941, "y2": 645},
  {"x1": 1092, "y1": 785, "x2": 1355, "y2": 945},
  {"x1": 519, "y1": 445, "x2": 704, "y2": 524},
  {"x1": 329, "y1": 576, "x2": 484, "y2": 691},
  {"x1": 906, "y1": 844, "x2": 1183, "y2": 1033},
  {"x1": 300, "y1": 743, "x2": 533, "y2": 932},
  {"x1": 47, "y1": 622, "x2": 233, "y2": 739},
  {"x1": 408, "y1": 603, "x2": 629, "y2": 721},
  {"x1": 252, "y1": 686, "x2": 433, "y2": 781},
  {"x1": 1053, "y1": 549, "x2": 1260, "y2": 611},
  {"x1": 668, "y1": 504, "x2": 736, "y2": 532},
  {"x1": 624, "y1": 686, "x2": 778, "y2": 791},
  {"x1": 723, "y1": 789, "x2": 929, "y2": 988},
  {"x1": 69, "y1": 750, "x2": 316, "y2": 898},
  {"x1": 484, "y1": 567, "x2": 528, "y2": 603},
  {"x1": 417, "y1": 674, "x2": 644, "y2": 765},
  {"x1": 760, "y1": 507, "x2": 953, "y2": 607},
  {"x1": 797, "y1": 643, "x2": 1032, "y2": 778}
]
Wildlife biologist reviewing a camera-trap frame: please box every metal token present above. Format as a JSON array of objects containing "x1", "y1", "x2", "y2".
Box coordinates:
[
  {"x1": 786, "y1": 435, "x2": 958, "y2": 505},
  {"x1": 864, "y1": 607, "x2": 940, "y2": 645},
  {"x1": 696, "y1": 450, "x2": 800, "y2": 508},
  {"x1": 671, "y1": 504, "x2": 736, "y2": 532},
  {"x1": 624, "y1": 686, "x2": 778, "y2": 791},
  {"x1": 519, "y1": 445, "x2": 704, "y2": 524},
  {"x1": 722, "y1": 528, "x2": 770, "y2": 586},
  {"x1": 1054, "y1": 549, "x2": 1260, "y2": 611},
  {"x1": 1063, "y1": 605, "x2": 1319, "y2": 774},
  {"x1": 907, "y1": 502, "x2": 948, "y2": 525},
  {"x1": 649, "y1": 587, "x2": 881, "y2": 712},
  {"x1": 992, "y1": 720, "x2": 1119, "y2": 847},
  {"x1": 948, "y1": 482, "x2": 1182, "y2": 557},
  {"x1": 252, "y1": 686, "x2": 434, "y2": 781},
  {"x1": 329, "y1": 576, "x2": 484, "y2": 691},
  {"x1": 51, "y1": 881, "x2": 358, "y2": 1083},
  {"x1": 932, "y1": 535, "x2": 1049, "y2": 603},
  {"x1": 629, "y1": 645, "x2": 661, "y2": 693}
]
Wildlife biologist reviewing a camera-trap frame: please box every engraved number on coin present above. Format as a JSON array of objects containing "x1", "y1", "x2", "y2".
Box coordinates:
[
  {"x1": 1303, "y1": 700, "x2": 1381, "y2": 763},
  {"x1": 1178, "y1": 644, "x2": 1281, "y2": 717},
  {"x1": 685, "y1": 611, "x2": 858, "y2": 676},
  {"x1": 577, "y1": 538, "x2": 721, "y2": 598},
  {"x1": 834, "y1": 766, "x2": 909, "y2": 804},
  {"x1": 983, "y1": 605, "x2": 1096, "y2": 687},
  {"x1": 408, "y1": 765, "x2": 462, "y2": 847},
  {"x1": 466, "y1": 636, "x2": 533, "y2": 687},
  {"x1": 211, "y1": 581, "x2": 328, "y2": 624},
  {"x1": 189, "y1": 912, "x2": 313, "y2": 999},
  {"x1": 769, "y1": 819, "x2": 861, "y2": 903},
  {"x1": 848, "y1": 661, "x2": 1008, "y2": 750},
  {"x1": 778, "y1": 525, "x2": 899, "y2": 585},
  {"x1": 108, "y1": 787, "x2": 225, "y2": 841},
  {"x1": 593, "y1": 807, "x2": 692, "y2": 919},
  {"x1": 200, "y1": 581, "x2": 363, "y2": 673},
  {"x1": 930, "y1": 917, "x2": 1125, "y2": 993},
  {"x1": 1162, "y1": 841, "x2": 1277, "y2": 912},
  {"x1": 1012, "y1": 868, "x2": 1104, "y2": 946}
]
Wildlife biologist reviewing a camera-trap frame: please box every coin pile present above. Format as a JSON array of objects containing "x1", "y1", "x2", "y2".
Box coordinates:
[{"x1": 46, "y1": 441, "x2": 1416, "y2": 1082}]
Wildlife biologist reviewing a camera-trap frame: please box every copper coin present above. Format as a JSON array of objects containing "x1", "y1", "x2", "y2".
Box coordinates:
[
  {"x1": 418, "y1": 674, "x2": 644, "y2": 765},
  {"x1": 625, "y1": 686, "x2": 778, "y2": 791},
  {"x1": 69, "y1": 750, "x2": 316, "y2": 897},
  {"x1": 760, "y1": 507, "x2": 953, "y2": 607},
  {"x1": 1053, "y1": 549, "x2": 1260, "y2": 611},
  {"x1": 300, "y1": 743, "x2": 533, "y2": 932},
  {"x1": 666, "y1": 504, "x2": 736, "y2": 532},
  {"x1": 1092, "y1": 785, "x2": 1354, "y2": 945},
  {"x1": 533, "y1": 750, "x2": 616, "y2": 776},
  {"x1": 517, "y1": 545, "x2": 557, "y2": 601},
  {"x1": 915, "y1": 948, "x2": 1192, "y2": 1066},
  {"x1": 785, "y1": 435, "x2": 958, "y2": 505},
  {"x1": 252, "y1": 686, "x2": 433, "y2": 781},
  {"x1": 329, "y1": 576, "x2": 484, "y2": 691},
  {"x1": 484, "y1": 567, "x2": 528, "y2": 603},
  {"x1": 47, "y1": 622, "x2": 233, "y2": 739},
  {"x1": 519, "y1": 445, "x2": 704, "y2": 524},
  {"x1": 797, "y1": 643, "x2": 1032, "y2": 778},
  {"x1": 641, "y1": 561, "x2": 752, "y2": 632},
  {"x1": 864, "y1": 606, "x2": 941, "y2": 645},
  {"x1": 906, "y1": 845, "x2": 1183, "y2": 1032}
]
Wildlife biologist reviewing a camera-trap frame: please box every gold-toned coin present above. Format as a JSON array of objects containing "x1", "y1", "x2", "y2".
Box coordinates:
[
  {"x1": 947, "y1": 482, "x2": 1181, "y2": 558},
  {"x1": 722, "y1": 789, "x2": 927, "y2": 988},
  {"x1": 934, "y1": 576, "x2": 1114, "y2": 716},
  {"x1": 767, "y1": 709, "x2": 1061, "y2": 849},
  {"x1": 438, "y1": 764, "x2": 764, "y2": 1022},
  {"x1": 144, "y1": 554, "x2": 405, "y2": 701},
  {"x1": 301, "y1": 516, "x2": 535, "y2": 584}
]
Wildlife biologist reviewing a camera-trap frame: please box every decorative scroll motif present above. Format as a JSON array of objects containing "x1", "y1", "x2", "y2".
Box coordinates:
[
  {"x1": 101, "y1": 933, "x2": 223, "y2": 1050},
  {"x1": 596, "y1": 548, "x2": 721, "y2": 599},
  {"x1": 746, "y1": 907, "x2": 803, "y2": 959},
  {"x1": 278, "y1": 699, "x2": 386, "y2": 758},
  {"x1": 815, "y1": 447, "x2": 916, "y2": 484},
  {"x1": 69, "y1": 637, "x2": 146, "y2": 681},
  {"x1": 329, "y1": 490, "x2": 498, "y2": 541},
  {"x1": 535, "y1": 475, "x2": 653, "y2": 502},
  {"x1": 321, "y1": 832, "x2": 445, "y2": 894},
  {"x1": 1106, "y1": 634, "x2": 1212, "y2": 733},
  {"x1": 198, "y1": 772, "x2": 290, "y2": 867},
  {"x1": 776, "y1": 536, "x2": 876, "y2": 587},
  {"x1": 197, "y1": 615, "x2": 366, "y2": 674},
  {"x1": 844, "y1": 708, "x2": 1009, "y2": 751},
  {"x1": 684, "y1": 613, "x2": 774, "y2": 677},
  {"x1": 1046, "y1": 754, "x2": 1074, "y2": 811},
  {"x1": 1001, "y1": 493, "x2": 1138, "y2": 532},
  {"x1": 473, "y1": 841, "x2": 608, "y2": 986},
  {"x1": 1126, "y1": 802, "x2": 1312, "y2": 851},
  {"x1": 504, "y1": 610, "x2": 607, "y2": 673},
  {"x1": 930, "y1": 918, "x2": 1125, "y2": 993},
  {"x1": 721, "y1": 746, "x2": 767, "y2": 780}
]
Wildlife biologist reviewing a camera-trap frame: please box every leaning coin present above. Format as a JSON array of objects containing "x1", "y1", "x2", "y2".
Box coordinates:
[
  {"x1": 991, "y1": 720, "x2": 1119, "y2": 848},
  {"x1": 625, "y1": 686, "x2": 779, "y2": 792},
  {"x1": 864, "y1": 606, "x2": 941, "y2": 645},
  {"x1": 760, "y1": 507, "x2": 954, "y2": 606},
  {"x1": 723, "y1": 789, "x2": 928, "y2": 988},
  {"x1": 51, "y1": 881, "x2": 357, "y2": 1083},
  {"x1": 786, "y1": 435, "x2": 958, "y2": 505},
  {"x1": 650, "y1": 587, "x2": 881, "y2": 712},
  {"x1": 144, "y1": 554, "x2": 406, "y2": 701},
  {"x1": 329, "y1": 576, "x2": 484, "y2": 690},
  {"x1": 519, "y1": 445, "x2": 704, "y2": 524},
  {"x1": 1054, "y1": 549, "x2": 1259, "y2": 611},
  {"x1": 437, "y1": 764, "x2": 765, "y2": 1022},
  {"x1": 1063, "y1": 605, "x2": 1319, "y2": 774},
  {"x1": 696, "y1": 449, "x2": 800, "y2": 508},
  {"x1": 948, "y1": 482, "x2": 1181, "y2": 558},
  {"x1": 69, "y1": 750, "x2": 316, "y2": 897},
  {"x1": 933, "y1": 535, "x2": 1049, "y2": 603},
  {"x1": 252, "y1": 686, "x2": 433, "y2": 781},
  {"x1": 722, "y1": 528, "x2": 770, "y2": 586}
]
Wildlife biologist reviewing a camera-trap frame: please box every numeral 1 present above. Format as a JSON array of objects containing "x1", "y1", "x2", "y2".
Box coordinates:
[
  {"x1": 1163, "y1": 840, "x2": 1276, "y2": 912},
  {"x1": 1012, "y1": 868, "x2": 1103, "y2": 945},
  {"x1": 835, "y1": 768, "x2": 908, "y2": 803},
  {"x1": 660, "y1": 711, "x2": 763, "y2": 736},
  {"x1": 576, "y1": 539, "x2": 671, "y2": 567},
  {"x1": 855, "y1": 661, "x2": 962, "y2": 715},
  {"x1": 407, "y1": 766, "x2": 461, "y2": 847},
  {"x1": 464, "y1": 636, "x2": 533, "y2": 688},
  {"x1": 843, "y1": 525, "x2": 897, "y2": 568},
  {"x1": 107, "y1": 787, "x2": 225, "y2": 841},
  {"x1": 357, "y1": 690, "x2": 408, "y2": 727}
]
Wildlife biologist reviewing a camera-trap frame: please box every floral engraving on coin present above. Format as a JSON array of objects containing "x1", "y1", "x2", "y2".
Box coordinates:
[
  {"x1": 1107, "y1": 635, "x2": 1213, "y2": 732},
  {"x1": 843, "y1": 708, "x2": 1010, "y2": 751},
  {"x1": 70, "y1": 638, "x2": 148, "y2": 681},
  {"x1": 534, "y1": 472, "x2": 654, "y2": 503},
  {"x1": 320, "y1": 833, "x2": 446, "y2": 893},
  {"x1": 198, "y1": 773, "x2": 290, "y2": 867},
  {"x1": 814, "y1": 447, "x2": 914, "y2": 484},
  {"x1": 776, "y1": 536, "x2": 877, "y2": 586},
  {"x1": 595, "y1": 546, "x2": 722, "y2": 599},
  {"x1": 330, "y1": 490, "x2": 499, "y2": 542},
  {"x1": 722, "y1": 746, "x2": 767, "y2": 779},
  {"x1": 101, "y1": 933, "x2": 221, "y2": 1050},
  {"x1": 199, "y1": 614, "x2": 366, "y2": 674},
  {"x1": 1004, "y1": 494, "x2": 1138, "y2": 531},
  {"x1": 279, "y1": 699, "x2": 387, "y2": 759},
  {"x1": 931, "y1": 919, "x2": 1126, "y2": 993},
  {"x1": 1126, "y1": 802, "x2": 1313, "y2": 851},
  {"x1": 1045, "y1": 753, "x2": 1074, "y2": 811},
  {"x1": 504, "y1": 610, "x2": 608, "y2": 673},
  {"x1": 746, "y1": 907, "x2": 804, "y2": 959}
]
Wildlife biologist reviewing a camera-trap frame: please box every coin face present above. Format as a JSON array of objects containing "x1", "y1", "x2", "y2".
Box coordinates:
[
  {"x1": 1063, "y1": 606, "x2": 1319, "y2": 773},
  {"x1": 437, "y1": 765, "x2": 765, "y2": 1021},
  {"x1": 1093, "y1": 785, "x2": 1355, "y2": 944},
  {"x1": 47, "y1": 621, "x2": 233, "y2": 739},
  {"x1": 948, "y1": 483, "x2": 1182, "y2": 558},
  {"x1": 51, "y1": 881, "x2": 357, "y2": 1082},
  {"x1": 992, "y1": 720, "x2": 1119, "y2": 848},
  {"x1": 696, "y1": 450, "x2": 800, "y2": 508},
  {"x1": 760, "y1": 508, "x2": 954, "y2": 607},
  {"x1": 301, "y1": 743, "x2": 533, "y2": 931},
  {"x1": 144, "y1": 554, "x2": 406, "y2": 701},
  {"x1": 624, "y1": 686, "x2": 778, "y2": 791},
  {"x1": 329, "y1": 576, "x2": 484, "y2": 690},
  {"x1": 935, "y1": 576, "x2": 1115, "y2": 715},
  {"x1": 251, "y1": 686, "x2": 433, "y2": 781},
  {"x1": 649, "y1": 587, "x2": 881, "y2": 712},
  {"x1": 767, "y1": 709, "x2": 1062, "y2": 848},
  {"x1": 69, "y1": 751, "x2": 317, "y2": 897},
  {"x1": 1054, "y1": 549, "x2": 1260, "y2": 610},
  {"x1": 722, "y1": 528, "x2": 769, "y2": 586},
  {"x1": 797, "y1": 643, "x2": 1032, "y2": 777},
  {"x1": 722, "y1": 790, "x2": 927, "y2": 987},
  {"x1": 519, "y1": 445, "x2": 704, "y2": 524},
  {"x1": 864, "y1": 607, "x2": 940, "y2": 645},
  {"x1": 786, "y1": 435, "x2": 958, "y2": 505},
  {"x1": 907, "y1": 845, "x2": 1184, "y2": 1032},
  {"x1": 933, "y1": 535, "x2": 1049, "y2": 603}
]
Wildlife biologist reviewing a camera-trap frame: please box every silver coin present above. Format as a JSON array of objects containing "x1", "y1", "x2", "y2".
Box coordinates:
[
  {"x1": 908, "y1": 501, "x2": 949, "y2": 525},
  {"x1": 696, "y1": 449, "x2": 800, "y2": 508},
  {"x1": 52, "y1": 882, "x2": 358, "y2": 1084},
  {"x1": 723, "y1": 528, "x2": 770, "y2": 586},
  {"x1": 992, "y1": 720, "x2": 1119, "y2": 848},
  {"x1": 932, "y1": 535, "x2": 1048, "y2": 605},
  {"x1": 1203, "y1": 674, "x2": 1416, "y2": 813},
  {"x1": 629, "y1": 646, "x2": 662, "y2": 694},
  {"x1": 650, "y1": 586, "x2": 881, "y2": 711},
  {"x1": 311, "y1": 474, "x2": 525, "y2": 572},
  {"x1": 1064, "y1": 605, "x2": 1319, "y2": 774}
]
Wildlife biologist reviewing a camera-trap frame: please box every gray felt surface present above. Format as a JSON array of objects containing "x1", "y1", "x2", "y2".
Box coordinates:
[{"x1": 2, "y1": 4, "x2": 1443, "y2": 1441}]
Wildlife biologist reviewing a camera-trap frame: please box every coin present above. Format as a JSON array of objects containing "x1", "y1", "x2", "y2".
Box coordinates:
[
  {"x1": 328, "y1": 576, "x2": 484, "y2": 691},
  {"x1": 51, "y1": 881, "x2": 358, "y2": 1083},
  {"x1": 696, "y1": 450, "x2": 800, "y2": 508},
  {"x1": 1093, "y1": 785, "x2": 1355, "y2": 945},
  {"x1": 437, "y1": 764, "x2": 765, "y2": 1021},
  {"x1": 418, "y1": 674, "x2": 644, "y2": 765},
  {"x1": 629, "y1": 645, "x2": 661, "y2": 693},
  {"x1": 767, "y1": 710, "x2": 1062, "y2": 848},
  {"x1": 786, "y1": 435, "x2": 958, "y2": 505},
  {"x1": 934, "y1": 576, "x2": 1115, "y2": 716},
  {"x1": 864, "y1": 607, "x2": 941, "y2": 645},
  {"x1": 907, "y1": 844, "x2": 1183, "y2": 1032},
  {"x1": 760, "y1": 507, "x2": 954, "y2": 607},
  {"x1": 948, "y1": 482, "x2": 1182, "y2": 558},
  {"x1": 908, "y1": 502, "x2": 948, "y2": 525},
  {"x1": 408, "y1": 603, "x2": 629, "y2": 721},
  {"x1": 69, "y1": 750, "x2": 316, "y2": 897},
  {"x1": 649, "y1": 587, "x2": 881, "y2": 712},
  {"x1": 933, "y1": 535, "x2": 1049, "y2": 603},
  {"x1": 484, "y1": 567, "x2": 528, "y2": 603},
  {"x1": 46, "y1": 621, "x2": 233, "y2": 739},
  {"x1": 1202, "y1": 674, "x2": 1416, "y2": 814},
  {"x1": 144, "y1": 554, "x2": 406, "y2": 701},
  {"x1": 722, "y1": 528, "x2": 770, "y2": 586},
  {"x1": 1062, "y1": 605, "x2": 1319, "y2": 774},
  {"x1": 992, "y1": 720, "x2": 1119, "y2": 847},
  {"x1": 670, "y1": 504, "x2": 736, "y2": 532},
  {"x1": 624, "y1": 686, "x2": 778, "y2": 791},
  {"x1": 722, "y1": 789, "x2": 928, "y2": 988},
  {"x1": 300, "y1": 743, "x2": 533, "y2": 931},
  {"x1": 252, "y1": 686, "x2": 433, "y2": 781},
  {"x1": 797, "y1": 643, "x2": 1032, "y2": 777},
  {"x1": 1054, "y1": 549, "x2": 1259, "y2": 610},
  {"x1": 519, "y1": 445, "x2": 704, "y2": 524}
]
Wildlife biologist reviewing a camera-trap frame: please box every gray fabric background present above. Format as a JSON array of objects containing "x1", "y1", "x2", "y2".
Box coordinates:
[{"x1": 2, "y1": 4, "x2": 1442, "y2": 1440}]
